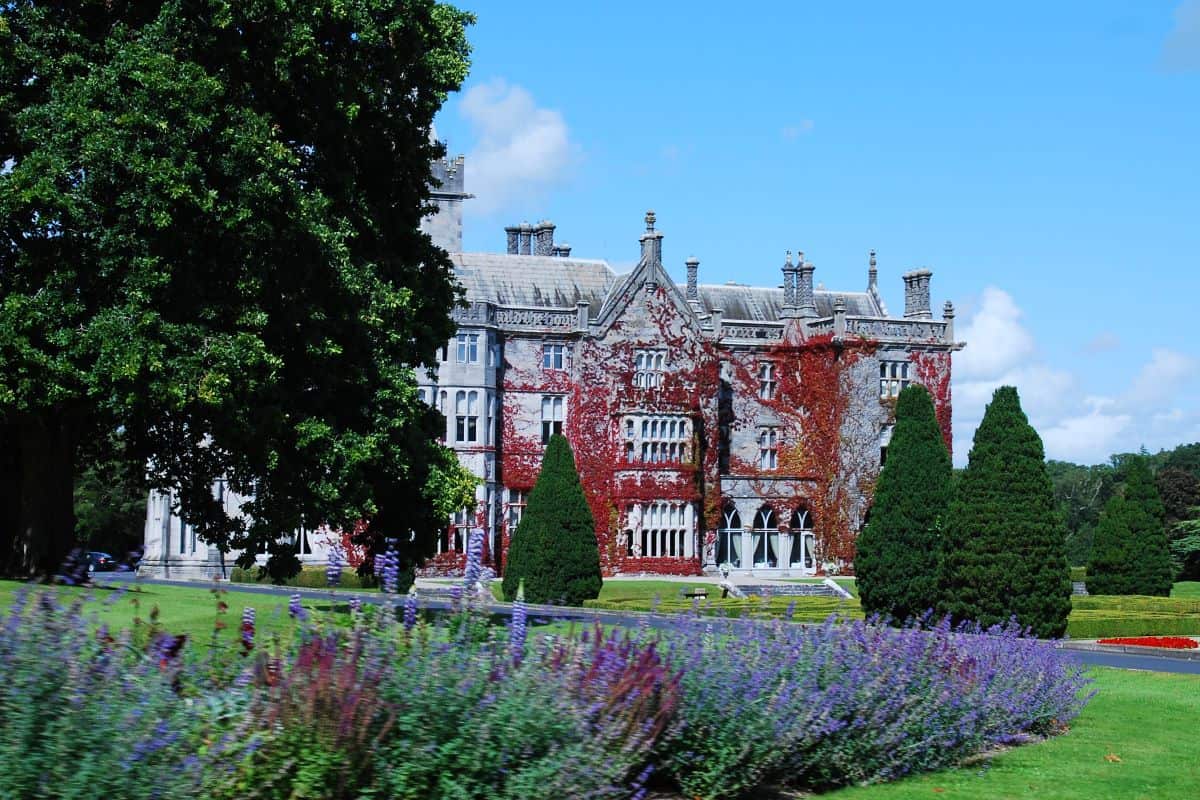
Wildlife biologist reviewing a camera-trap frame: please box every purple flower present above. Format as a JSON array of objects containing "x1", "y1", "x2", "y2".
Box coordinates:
[
  {"x1": 349, "y1": 596, "x2": 362, "y2": 614},
  {"x1": 240, "y1": 607, "x2": 256, "y2": 654},
  {"x1": 509, "y1": 579, "x2": 527, "y2": 663},
  {"x1": 325, "y1": 544, "x2": 344, "y2": 588},
  {"x1": 376, "y1": 540, "x2": 400, "y2": 595},
  {"x1": 287, "y1": 593, "x2": 307, "y2": 621},
  {"x1": 462, "y1": 526, "x2": 484, "y2": 591},
  {"x1": 403, "y1": 590, "x2": 418, "y2": 631}
]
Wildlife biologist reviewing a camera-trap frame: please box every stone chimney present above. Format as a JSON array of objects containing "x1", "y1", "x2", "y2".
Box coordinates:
[
  {"x1": 534, "y1": 220, "x2": 555, "y2": 255},
  {"x1": 868, "y1": 250, "x2": 877, "y2": 291},
  {"x1": 639, "y1": 210, "x2": 663, "y2": 264},
  {"x1": 555, "y1": 242, "x2": 572, "y2": 257},
  {"x1": 518, "y1": 221, "x2": 532, "y2": 255},
  {"x1": 781, "y1": 251, "x2": 797, "y2": 309},
  {"x1": 833, "y1": 296, "x2": 847, "y2": 337},
  {"x1": 902, "y1": 269, "x2": 933, "y2": 319},
  {"x1": 685, "y1": 256, "x2": 700, "y2": 302},
  {"x1": 796, "y1": 254, "x2": 817, "y2": 318},
  {"x1": 505, "y1": 225, "x2": 520, "y2": 255}
]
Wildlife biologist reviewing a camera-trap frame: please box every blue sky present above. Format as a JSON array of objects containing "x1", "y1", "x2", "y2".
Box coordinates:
[{"x1": 434, "y1": 0, "x2": 1200, "y2": 465}]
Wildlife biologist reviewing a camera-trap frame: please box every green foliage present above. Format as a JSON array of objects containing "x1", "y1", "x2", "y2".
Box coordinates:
[
  {"x1": 938, "y1": 386, "x2": 1073, "y2": 638},
  {"x1": 1086, "y1": 456, "x2": 1174, "y2": 596},
  {"x1": 1155, "y1": 467, "x2": 1200, "y2": 525},
  {"x1": 1045, "y1": 459, "x2": 1115, "y2": 565},
  {"x1": 229, "y1": 565, "x2": 375, "y2": 591},
  {"x1": 73, "y1": 430, "x2": 150, "y2": 558},
  {"x1": 1162, "y1": 442, "x2": 1200, "y2": 477},
  {"x1": 1168, "y1": 519, "x2": 1200, "y2": 582},
  {"x1": 501, "y1": 435, "x2": 601, "y2": 605},
  {"x1": 855, "y1": 385, "x2": 952, "y2": 622},
  {"x1": 1067, "y1": 593, "x2": 1200, "y2": 638},
  {"x1": 0, "y1": 1, "x2": 474, "y2": 577}
]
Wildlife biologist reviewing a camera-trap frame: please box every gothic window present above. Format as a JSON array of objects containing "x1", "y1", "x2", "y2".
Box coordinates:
[
  {"x1": 758, "y1": 362, "x2": 777, "y2": 400},
  {"x1": 626, "y1": 502, "x2": 689, "y2": 558},
  {"x1": 717, "y1": 505, "x2": 743, "y2": 568},
  {"x1": 634, "y1": 348, "x2": 667, "y2": 388},
  {"x1": 790, "y1": 506, "x2": 816, "y2": 570},
  {"x1": 758, "y1": 426, "x2": 779, "y2": 471},
  {"x1": 541, "y1": 395, "x2": 564, "y2": 443},
  {"x1": 295, "y1": 526, "x2": 313, "y2": 556},
  {"x1": 753, "y1": 505, "x2": 779, "y2": 567},
  {"x1": 446, "y1": 508, "x2": 471, "y2": 552},
  {"x1": 456, "y1": 333, "x2": 479, "y2": 364},
  {"x1": 879, "y1": 360, "x2": 911, "y2": 399},
  {"x1": 542, "y1": 342, "x2": 566, "y2": 370},
  {"x1": 455, "y1": 390, "x2": 479, "y2": 443},
  {"x1": 624, "y1": 415, "x2": 690, "y2": 463}
]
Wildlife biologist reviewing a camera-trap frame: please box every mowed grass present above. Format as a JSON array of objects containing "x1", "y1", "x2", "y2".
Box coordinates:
[
  {"x1": 0, "y1": 578, "x2": 321, "y2": 649},
  {"x1": 827, "y1": 667, "x2": 1200, "y2": 800},
  {"x1": 1172, "y1": 581, "x2": 1200, "y2": 598}
]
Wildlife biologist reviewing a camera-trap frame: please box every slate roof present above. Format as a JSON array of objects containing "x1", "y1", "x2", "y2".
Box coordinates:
[
  {"x1": 451, "y1": 253, "x2": 617, "y2": 309},
  {"x1": 451, "y1": 253, "x2": 882, "y2": 321},
  {"x1": 690, "y1": 284, "x2": 881, "y2": 321}
]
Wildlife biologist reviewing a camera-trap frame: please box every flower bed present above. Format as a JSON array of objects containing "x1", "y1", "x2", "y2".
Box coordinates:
[
  {"x1": 1096, "y1": 635, "x2": 1198, "y2": 649},
  {"x1": 0, "y1": 580, "x2": 1093, "y2": 800}
]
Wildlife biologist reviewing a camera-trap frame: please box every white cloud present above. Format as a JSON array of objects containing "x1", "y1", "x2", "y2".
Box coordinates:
[
  {"x1": 1123, "y1": 348, "x2": 1197, "y2": 410},
  {"x1": 781, "y1": 120, "x2": 815, "y2": 140},
  {"x1": 457, "y1": 79, "x2": 575, "y2": 215},
  {"x1": 955, "y1": 287, "x2": 1036, "y2": 379},
  {"x1": 1163, "y1": 0, "x2": 1200, "y2": 72},
  {"x1": 951, "y1": 290, "x2": 1200, "y2": 465}
]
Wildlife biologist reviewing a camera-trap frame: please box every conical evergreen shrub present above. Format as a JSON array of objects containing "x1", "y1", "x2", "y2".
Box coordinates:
[
  {"x1": 501, "y1": 434, "x2": 602, "y2": 605},
  {"x1": 1087, "y1": 455, "x2": 1174, "y2": 596},
  {"x1": 937, "y1": 386, "x2": 1072, "y2": 638},
  {"x1": 855, "y1": 384, "x2": 952, "y2": 622}
]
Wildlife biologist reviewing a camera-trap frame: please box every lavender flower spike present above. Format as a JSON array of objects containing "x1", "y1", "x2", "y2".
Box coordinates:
[
  {"x1": 462, "y1": 526, "x2": 484, "y2": 592},
  {"x1": 287, "y1": 593, "x2": 307, "y2": 621},
  {"x1": 325, "y1": 544, "x2": 344, "y2": 588},
  {"x1": 403, "y1": 588, "x2": 418, "y2": 631},
  {"x1": 378, "y1": 539, "x2": 400, "y2": 596},
  {"x1": 509, "y1": 578, "x2": 528, "y2": 663}
]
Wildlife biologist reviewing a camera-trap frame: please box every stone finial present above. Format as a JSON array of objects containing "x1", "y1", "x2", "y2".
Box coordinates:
[
  {"x1": 942, "y1": 300, "x2": 955, "y2": 319},
  {"x1": 557, "y1": 242, "x2": 572, "y2": 257},
  {"x1": 943, "y1": 300, "x2": 955, "y2": 344},
  {"x1": 639, "y1": 210, "x2": 663, "y2": 264},
  {"x1": 504, "y1": 225, "x2": 520, "y2": 255},
  {"x1": 902, "y1": 268, "x2": 933, "y2": 319},
  {"x1": 868, "y1": 249, "x2": 878, "y2": 290},
  {"x1": 796, "y1": 258, "x2": 817, "y2": 318},
  {"x1": 518, "y1": 221, "x2": 533, "y2": 255},
  {"x1": 833, "y1": 295, "x2": 847, "y2": 338},
  {"x1": 685, "y1": 256, "x2": 700, "y2": 301}
]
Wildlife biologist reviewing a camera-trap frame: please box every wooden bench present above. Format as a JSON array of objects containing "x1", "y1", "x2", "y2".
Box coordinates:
[{"x1": 679, "y1": 587, "x2": 709, "y2": 600}]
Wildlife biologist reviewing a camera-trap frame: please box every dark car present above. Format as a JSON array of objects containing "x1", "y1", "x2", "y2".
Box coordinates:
[{"x1": 87, "y1": 551, "x2": 117, "y2": 573}]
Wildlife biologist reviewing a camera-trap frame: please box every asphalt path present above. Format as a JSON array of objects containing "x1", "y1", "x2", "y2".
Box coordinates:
[{"x1": 94, "y1": 572, "x2": 1200, "y2": 675}]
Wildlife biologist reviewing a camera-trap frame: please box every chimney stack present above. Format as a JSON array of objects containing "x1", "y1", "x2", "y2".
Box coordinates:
[
  {"x1": 638, "y1": 210, "x2": 663, "y2": 265},
  {"x1": 518, "y1": 222, "x2": 532, "y2": 255},
  {"x1": 685, "y1": 256, "x2": 700, "y2": 302},
  {"x1": 781, "y1": 251, "x2": 797, "y2": 308},
  {"x1": 505, "y1": 225, "x2": 520, "y2": 255},
  {"x1": 534, "y1": 220, "x2": 555, "y2": 256},
  {"x1": 796, "y1": 254, "x2": 817, "y2": 318},
  {"x1": 902, "y1": 269, "x2": 933, "y2": 319},
  {"x1": 868, "y1": 250, "x2": 877, "y2": 290}
]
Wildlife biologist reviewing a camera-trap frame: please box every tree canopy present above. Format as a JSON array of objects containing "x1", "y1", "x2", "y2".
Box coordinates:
[
  {"x1": 1087, "y1": 455, "x2": 1173, "y2": 596},
  {"x1": 938, "y1": 386, "x2": 1072, "y2": 638},
  {"x1": 0, "y1": 0, "x2": 473, "y2": 577},
  {"x1": 855, "y1": 384, "x2": 952, "y2": 622}
]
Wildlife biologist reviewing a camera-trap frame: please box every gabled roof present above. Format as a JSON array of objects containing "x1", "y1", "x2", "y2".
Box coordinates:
[{"x1": 451, "y1": 253, "x2": 617, "y2": 309}]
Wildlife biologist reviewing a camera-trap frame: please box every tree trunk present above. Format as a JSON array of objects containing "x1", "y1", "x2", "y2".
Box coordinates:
[
  {"x1": 0, "y1": 422, "x2": 22, "y2": 574},
  {"x1": 11, "y1": 413, "x2": 80, "y2": 578}
]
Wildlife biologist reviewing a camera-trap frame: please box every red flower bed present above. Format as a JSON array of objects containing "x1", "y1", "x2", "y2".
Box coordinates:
[{"x1": 1096, "y1": 636, "x2": 1198, "y2": 650}]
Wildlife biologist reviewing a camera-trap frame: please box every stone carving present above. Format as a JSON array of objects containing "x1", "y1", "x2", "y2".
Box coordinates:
[
  {"x1": 493, "y1": 308, "x2": 575, "y2": 329},
  {"x1": 843, "y1": 317, "x2": 946, "y2": 341}
]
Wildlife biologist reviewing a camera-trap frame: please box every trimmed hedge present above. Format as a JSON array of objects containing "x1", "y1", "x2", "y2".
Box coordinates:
[{"x1": 230, "y1": 565, "x2": 376, "y2": 590}]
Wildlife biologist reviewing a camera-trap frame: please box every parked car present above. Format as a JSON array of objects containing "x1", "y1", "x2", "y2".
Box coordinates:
[{"x1": 87, "y1": 551, "x2": 117, "y2": 573}]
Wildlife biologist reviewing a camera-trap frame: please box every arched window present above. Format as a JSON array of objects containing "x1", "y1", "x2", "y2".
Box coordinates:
[
  {"x1": 790, "y1": 505, "x2": 816, "y2": 571},
  {"x1": 717, "y1": 505, "x2": 742, "y2": 568},
  {"x1": 752, "y1": 505, "x2": 778, "y2": 568}
]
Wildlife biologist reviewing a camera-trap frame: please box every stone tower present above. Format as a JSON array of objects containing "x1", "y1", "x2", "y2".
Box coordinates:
[{"x1": 421, "y1": 125, "x2": 471, "y2": 252}]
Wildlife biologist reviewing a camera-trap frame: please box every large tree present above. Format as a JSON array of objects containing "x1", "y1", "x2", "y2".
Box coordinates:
[
  {"x1": 0, "y1": 1, "x2": 473, "y2": 577},
  {"x1": 501, "y1": 434, "x2": 602, "y2": 606},
  {"x1": 1087, "y1": 455, "x2": 1173, "y2": 596},
  {"x1": 938, "y1": 386, "x2": 1072, "y2": 638},
  {"x1": 854, "y1": 384, "x2": 952, "y2": 622}
]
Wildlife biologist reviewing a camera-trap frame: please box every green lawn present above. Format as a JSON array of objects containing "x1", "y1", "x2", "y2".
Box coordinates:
[
  {"x1": 1172, "y1": 581, "x2": 1200, "y2": 598},
  {"x1": 827, "y1": 667, "x2": 1200, "y2": 800}
]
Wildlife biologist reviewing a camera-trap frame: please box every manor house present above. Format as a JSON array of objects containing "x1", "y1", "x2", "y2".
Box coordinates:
[{"x1": 140, "y1": 144, "x2": 962, "y2": 579}]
